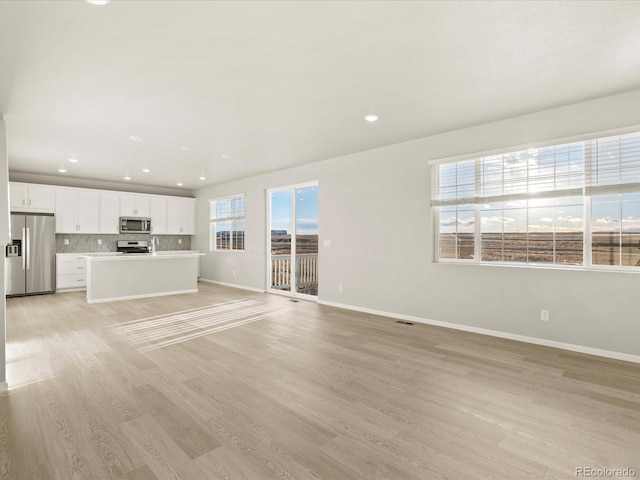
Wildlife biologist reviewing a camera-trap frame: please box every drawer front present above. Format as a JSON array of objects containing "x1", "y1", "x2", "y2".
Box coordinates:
[
  {"x1": 57, "y1": 273, "x2": 86, "y2": 289},
  {"x1": 57, "y1": 255, "x2": 87, "y2": 262},
  {"x1": 57, "y1": 261, "x2": 86, "y2": 275}
]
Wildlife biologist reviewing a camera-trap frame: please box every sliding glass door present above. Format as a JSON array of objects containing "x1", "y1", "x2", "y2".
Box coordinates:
[{"x1": 268, "y1": 182, "x2": 318, "y2": 298}]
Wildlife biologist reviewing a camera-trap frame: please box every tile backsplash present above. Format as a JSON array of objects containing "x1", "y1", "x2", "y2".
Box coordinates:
[{"x1": 56, "y1": 234, "x2": 192, "y2": 253}]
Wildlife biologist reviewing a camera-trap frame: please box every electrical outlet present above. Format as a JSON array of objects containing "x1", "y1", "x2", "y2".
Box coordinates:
[
  {"x1": 97, "y1": 239, "x2": 102, "y2": 245},
  {"x1": 64, "y1": 239, "x2": 69, "y2": 245},
  {"x1": 540, "y1": 310, "x2": 550, "y2": 322},
  {"x1": 178, "y1": 239, "x2": 182, "y2": 244},
  {"x1": 338, "y1": 284, "x2": 343, "y2": 292},
  {"x1": 323, "y1": 239, "x2": 331, "y2": 247}
]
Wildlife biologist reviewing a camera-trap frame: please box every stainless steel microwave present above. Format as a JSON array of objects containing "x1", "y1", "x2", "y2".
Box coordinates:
[{"x1": 119, "y1": 217, "x2": 152, "y2": 233}]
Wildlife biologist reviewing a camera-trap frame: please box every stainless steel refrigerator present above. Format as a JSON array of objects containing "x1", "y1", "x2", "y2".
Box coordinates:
[{"x1": 6, "y1": 213, "x2": 56, "y2": 297}]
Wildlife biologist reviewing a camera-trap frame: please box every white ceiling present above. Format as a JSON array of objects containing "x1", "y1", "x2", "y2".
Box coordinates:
[{"x1": 2, "y1": 1, "x2": 640, "y2": 192}]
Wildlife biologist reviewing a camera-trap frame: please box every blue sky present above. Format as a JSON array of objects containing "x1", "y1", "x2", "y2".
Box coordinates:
[{"x1": 270, "y1": 186, "x2": 318, "y2": 235}]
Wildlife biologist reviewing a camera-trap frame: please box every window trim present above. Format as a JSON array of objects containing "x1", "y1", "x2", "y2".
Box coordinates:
[
  {"x1": 431, "y1": 127, "x2": 640, "y2": 271},
  {"x1": 209, "y1": 193, "x2": 245, "y2": 252},
  {"x1": 428, "y1": 125, "x2": 640, "y2": 167}
]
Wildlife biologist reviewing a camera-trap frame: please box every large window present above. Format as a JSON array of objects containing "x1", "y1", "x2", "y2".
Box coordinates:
[
  {"x1": 431, "y1": 131, "x2": 640, "y2": 269},
  {"x1": 209, "y1": 194, "x2": 245, "y2": 251}
]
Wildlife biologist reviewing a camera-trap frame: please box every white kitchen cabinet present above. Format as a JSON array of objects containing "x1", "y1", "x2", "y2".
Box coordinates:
[
  {"x1": 120, "y1": 193, "x2": 150, "y2": 217},
  {"x1": 55, "y1": 188, "x2": 100, "y2": 233},
  {"x1": 13, "y1": 182, "x2": 193, "y2": 236},
  {"x1": 56, "y1": 253, "x2": 87, "y2": 291},
  {"x1": 167, "y1": 197, "x2": 196, "y2": 234},
  {"x1": 99, "y1": 192, "x2": 120, "y2": 234},
  {"x1": 150, "y1": 196, "x2": 168, "y2": 234},
  {"x1": 78, "y1": 191, "x2": 100, "y2": 232},
  {"x1": 55, "y1": 189, "x2": 77, "y2": 232},
  {"x1": 10, "y1": 182, "x2": 56, "y2": 212}
]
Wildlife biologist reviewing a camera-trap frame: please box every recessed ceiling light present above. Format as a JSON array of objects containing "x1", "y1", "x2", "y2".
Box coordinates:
[
  {"x1": 128, "y1": 135, "x2": 142, "y2": 142},
  {"x1": 176, "y1": 181, "x2": 183, "y2": 187},
  {"x1": 124, "y1": 176, "x2": 132, "y2": 181},
  {"x1": 180, "y1": 146, "x2": 190, "y2": 151},
  {"x1": 142, "y1": 167, "x2": 150, "y2": 173},
  {"x1": 86, "y1": 0, "x2": 111, "y2": 5},
  {"x1": 58, "y1": 167, "x2": 67, "y2": 173},
  {"x1": 221, "y1": 154, "x2": 231, "y2": 159},
  {"x1": 364, "y1": 114, "x2": 379, "y2": 122},
  {"x1": 198, "y1": 176, "x2": 206, "y2": 180},
  {"x1": 68, "y1": 158, "x2": 79, "y2": 163}
]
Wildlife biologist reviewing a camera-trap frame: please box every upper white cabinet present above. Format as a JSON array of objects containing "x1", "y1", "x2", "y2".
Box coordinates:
[
  {"x1": 150, "y1": 196, "x2": 168, "y2": 234},
  {"x1": 99, "y1": 192, "x2": 120, "y2": 234},
  {"x1": 120, "y1": 194, "x2": 150, "y2": 217},
  {"x1": 10, "y1": 183, "x2": 55, "y2": 212},
  {"x1": 152, "y1": 196, "x2": 196, "y2": 235},
  {"x1": 12, "y1": 181, "x2": 195, "y2": 235},
  {"x1": 55, "y1": 189, "x2": 77, "y2": 232},
  {"x1": 55, "y1": 188, "x2": 100, "y2": 233},
  {"x1": 167, "y1": 197, "x2": 196, "y2": 234}
]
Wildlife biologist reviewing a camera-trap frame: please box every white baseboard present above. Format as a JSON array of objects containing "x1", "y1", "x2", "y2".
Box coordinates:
[
  {"x1": 318, "y1": 299, "x2": 640, "y2": 365},
  {"x1": 0, "y1": 381, "x2": 8, "y2": 393},
  {"x1": 87, "y1": 289, "x2": 198, "y2": 304},
  {"x1": 198, "y1": 278, "x2": 265, "y2": 293}
]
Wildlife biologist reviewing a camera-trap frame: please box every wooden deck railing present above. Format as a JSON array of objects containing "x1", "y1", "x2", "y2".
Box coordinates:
[{"x1": 271, "y1": 254, "x2": 318, "y2": 293}]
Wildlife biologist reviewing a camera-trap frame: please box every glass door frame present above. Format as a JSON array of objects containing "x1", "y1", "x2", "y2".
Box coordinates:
[{"x1": 266, "y1": 181, "x2": 319, "y2": 300}]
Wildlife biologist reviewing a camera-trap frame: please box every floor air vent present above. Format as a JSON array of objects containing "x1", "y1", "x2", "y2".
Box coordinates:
[
  {"x1": 396, "y1": 320, "x2": 414, "y2": 325},
  {"x1": 289, "y1": 299, "x2": 299, "y2": 303}
]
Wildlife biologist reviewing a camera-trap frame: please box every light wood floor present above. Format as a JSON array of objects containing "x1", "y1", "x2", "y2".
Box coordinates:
[{"x1": 1, "y1": 283, "x2": 640, "y2": 479}]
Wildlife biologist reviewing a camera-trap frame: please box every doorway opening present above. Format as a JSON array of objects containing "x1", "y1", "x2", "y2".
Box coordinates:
[{"x1": 267, "y1": 182, "x2": 318, "y2": 299}]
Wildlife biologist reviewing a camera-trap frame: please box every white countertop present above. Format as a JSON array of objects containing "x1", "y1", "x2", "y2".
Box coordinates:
[{"x1": 82, "y1": 250, "x2": 204, "y2": 261}]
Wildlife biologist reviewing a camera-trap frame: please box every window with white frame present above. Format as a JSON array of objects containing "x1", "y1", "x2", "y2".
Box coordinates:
[
  {"x1": 209, "y1": 194, "x2": 245, "y2": 251},
  {"x1": 431, "y1": 131, "x2": 640, "y2": 269}
]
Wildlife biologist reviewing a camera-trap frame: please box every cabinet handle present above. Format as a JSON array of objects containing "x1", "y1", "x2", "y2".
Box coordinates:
[
  {"x1": 77, "y1": 279, "x2": 84, "y2": 282},
  {"x1": 22, "y1": 199, "x2": 25, "y2": 206},
  {"x1": 22, "y1": 227, "x2": 26, "y2": 270},
  {"x1": 76, "y1": 266, "x2": 84, "y2": 269}
]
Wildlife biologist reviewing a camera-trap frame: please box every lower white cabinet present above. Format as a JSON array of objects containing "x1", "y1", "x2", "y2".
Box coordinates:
[{"x1": 56, "y1": 254, "x2": 87, "y2": 290}]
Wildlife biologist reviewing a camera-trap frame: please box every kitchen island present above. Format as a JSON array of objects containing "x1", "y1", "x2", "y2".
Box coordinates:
[{"x1": 83, "y1": 251, "x2": 203, "y2": 304}]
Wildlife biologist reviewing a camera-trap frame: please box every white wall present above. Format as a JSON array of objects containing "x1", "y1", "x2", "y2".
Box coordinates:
[
  {"x1": 0, "y1": 117, "x2": 10, "y2": 390},
  {"x1": 194, "y1": 89, "x2": 640, "y2": 359}
]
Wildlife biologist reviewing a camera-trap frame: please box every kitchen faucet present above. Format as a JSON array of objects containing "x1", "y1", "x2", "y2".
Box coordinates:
[{"x1": 151, "y1": 236, "x2": 159, "y2": 254}]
